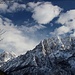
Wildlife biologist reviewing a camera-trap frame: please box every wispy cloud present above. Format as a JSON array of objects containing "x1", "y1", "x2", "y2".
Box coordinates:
[
  {"x1": 20, "y1": 24, "x2": 46, "y2": 33},
  {"x1": 27, "y1": 2, "x2": 62, "y2": 24},
  {"x1": 0, "y1": 16, "x2": 38, "y2": 55},
  {"x1": 7, "y1": 2, "x2": 26, "y2": 13},
  {"x1": 0, "y1": 2, "x2": 26, "y2": 13}
]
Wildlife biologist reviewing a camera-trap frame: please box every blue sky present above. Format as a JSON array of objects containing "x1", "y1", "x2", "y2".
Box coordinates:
[{"x1": 0, "y1": 0, "x2": 75, "y2": 55}]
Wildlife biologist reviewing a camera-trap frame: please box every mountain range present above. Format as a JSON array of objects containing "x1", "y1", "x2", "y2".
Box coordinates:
[{"x1": 1, "y1": 36, "x2": 75, "y2": 75}]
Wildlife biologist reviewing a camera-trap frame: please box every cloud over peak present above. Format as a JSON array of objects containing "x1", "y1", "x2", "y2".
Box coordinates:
[{"x1": 0, "y1": 16, "x2": 38, "y2": 55}]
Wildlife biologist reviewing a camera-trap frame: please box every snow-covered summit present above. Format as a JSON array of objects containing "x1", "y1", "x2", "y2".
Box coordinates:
[{"x1": 0, "y1": 51, "x2": 16, "y2": 67}]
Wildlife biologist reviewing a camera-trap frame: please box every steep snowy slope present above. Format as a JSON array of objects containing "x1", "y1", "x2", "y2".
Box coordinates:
[
  {"x1": 1, "y1": 36, "x2": 75, "y2": 75},
  {"x1": 0, "y1": 51, "x2": 16, "y2": 67}
]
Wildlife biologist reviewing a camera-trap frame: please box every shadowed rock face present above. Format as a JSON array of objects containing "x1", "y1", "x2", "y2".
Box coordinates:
[
  {"x1": 1, "y1": 36, "x2": 75, "y2": 75},
  {"x1": 0, "y1": 70, "x2": 7, "y2": 75}
]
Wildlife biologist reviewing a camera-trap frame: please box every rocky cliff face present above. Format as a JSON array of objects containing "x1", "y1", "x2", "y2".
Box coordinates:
[{"x1": 1, "y1": 36, "x2": 75, "y2": 75}]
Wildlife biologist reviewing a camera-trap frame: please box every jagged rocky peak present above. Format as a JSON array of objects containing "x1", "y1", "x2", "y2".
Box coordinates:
[
  {"x1": 35, "y1": 36, "x2": 75, "y2": 55},
  {"x1": 1, "y1": 36, "x2": 75, "y2": 75},
  {"x1": 0, "y1": 51, "x2": 16, "y2": 61},
  {"x1": 0, "y1": 51, "x2": 16, "y2": 67}
]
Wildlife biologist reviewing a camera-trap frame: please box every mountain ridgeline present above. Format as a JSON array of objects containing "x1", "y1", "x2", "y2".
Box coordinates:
[{"x1": 1, "y1": 36, "x2": 75, "y2": 75}]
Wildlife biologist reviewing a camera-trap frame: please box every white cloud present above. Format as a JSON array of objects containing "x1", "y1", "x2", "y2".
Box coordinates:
[
  {"x1": 20, "y1": 24, "x2": 46, "y2": 33},
  {"x1": 0, "y1": 2, "x2": 26, "y2": 13},
  {"x1": 0, "y1": 17, "x2": 38, "y2": 55},
  {"x1": 0, "y1": 3, "x2": 8, "y2": 13},
  {"x1": 28, "y1": 2, "x2": 62, "y2": 24},
  {"x1": 57, "y1": 10, "x2": 75, "y2": 29},
  {"x1": 7, "y1": 2, "x2": 26, "y2": 13},
  {"x1": 27, "y1": 2, "x2": 41, "y2": 9},
  {"x1": 51, "y1": 10, "x2": 75, "y2": 36},
  {"x1": 50, "y1": 26, "x2": 70, "y2": 36}
]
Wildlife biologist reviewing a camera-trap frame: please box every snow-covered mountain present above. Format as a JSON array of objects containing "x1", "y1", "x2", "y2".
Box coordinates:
[
  {"x1": 0, "y1": 51, "x2": 16, "y2": 67},
  {"x1": 1, "y1": 36, "x2": 75, "y2": 75}
]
